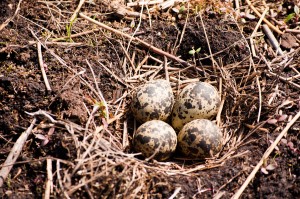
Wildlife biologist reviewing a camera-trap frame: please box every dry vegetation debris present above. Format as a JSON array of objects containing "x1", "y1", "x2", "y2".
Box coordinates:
[{"x1": 0, "y1": 0, "x2": 300, "y2": 198}]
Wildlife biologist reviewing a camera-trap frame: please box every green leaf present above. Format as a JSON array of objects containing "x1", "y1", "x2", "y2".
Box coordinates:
[
  {"x1": 284, "y1": 13, "x2": 295, "y2": 23},
  {"x1": 189, "y1": 49, "x2": 195, "y2": 55},
  {"x1": 179, "y1": 6, "x2": 185, "y2": 13}
]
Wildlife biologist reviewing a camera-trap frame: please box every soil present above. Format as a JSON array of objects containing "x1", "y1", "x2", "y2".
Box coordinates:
[{"x1": 1, "y1": 0, "x2": 300, "y2": 198}]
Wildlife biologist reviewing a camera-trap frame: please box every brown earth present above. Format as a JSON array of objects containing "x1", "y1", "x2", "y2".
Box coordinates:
[{"x1": 0, "y1": 0, "x2": 300, "y2": 198}]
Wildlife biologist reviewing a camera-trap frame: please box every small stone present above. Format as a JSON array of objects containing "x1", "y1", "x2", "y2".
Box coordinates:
[{"x1": 281, "y1": 33, "x2": 298, "y2": 49}]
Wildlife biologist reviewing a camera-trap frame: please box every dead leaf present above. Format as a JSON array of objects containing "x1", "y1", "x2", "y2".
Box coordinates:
[
  {"x1": 281, "y1": 138, "x2": 287, "y2": 145},
  {"x1": 41, "y1": 139, "x2": 50, "y2": 146},
  {"x1": 48, "y1": 127, "x2": 55, "y2": 136},
  {"x1": 261, "y1": 167, "x2": 269, "y2": 175},
  {"x1": 277, "y1": 114, "x2": 288, "y2": 122},
  {"x1": 287, "y1": 141, "x2": 294, "y2": 149},
  {"x1": 267, "y1": 118, "x2": 278, "y2": 124},
  {"x1": 266, "y1": 164, "x2": 276, "y2": 171},
  {"x1": 35, "y1": 134, "x2": 47, "y2": 140},
  {"x1": 245, "y1": 13, "x2": 256, "y2": 20}
]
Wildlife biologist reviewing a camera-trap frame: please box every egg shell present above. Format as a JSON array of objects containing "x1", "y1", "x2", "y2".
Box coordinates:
[
  {"x1": 133, "y1": 120, "x2": 177, "y2": 161},
  {"x1": 172, "y1": 82, "x2": 221, "y2": 131},
  {"x1": 177, "y1": 119, "x2": 222, "y2": 159},
  {"x1": 131, "y1": 79, "x2": 174, "y2": 123}
]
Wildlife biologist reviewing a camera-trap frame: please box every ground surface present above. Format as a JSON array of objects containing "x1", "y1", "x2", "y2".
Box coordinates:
[{"x1": 0, "y1": 0, "x2": 300, "y2": 198}]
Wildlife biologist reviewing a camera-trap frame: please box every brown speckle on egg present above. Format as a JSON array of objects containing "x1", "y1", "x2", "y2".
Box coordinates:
[
  {"x1": 177, "y1": 119, "x2": 222, "y2": 159},
  {"x1": 172, "y1": 82, "x2": 221, "y2": 131},
  {"x1": 131, "y1": 79, "x2": 174, "y2": 123},
  {"x1": 133, "y1": 120, "x2": 177, "y2": 161}
]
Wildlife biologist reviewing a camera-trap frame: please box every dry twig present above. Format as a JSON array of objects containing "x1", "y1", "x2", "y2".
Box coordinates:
[
  {"x1": 37, "y1": 42, "x2": 52, "y2": 91},
  {"x1": 0, "y1": 118, "x2": 37, "y2": 187},
  {"x1": 44, "y1": 158, "x2": 53, "y2": 199},
  {"x1": 198, "y1": 11, "x2": 216, "y2": 71},
  {"x1": 70, "y1": 0, "x2": 85, "y2": 22},
  {"x1": 250, "y1": 7, "x2": 269, "y2": 57},
  {"x1": 169, "y1": 187, "x2": 182, "y2": 199},
  {"x1": 245, "y1": 0, "x2": 283, "y2": 35},
  {"x1": 51, "y1": 29, "x2": 100, "y2": 42},
  {"x1": 56, "y1": 160, "x2": 71, "y2": 199}
]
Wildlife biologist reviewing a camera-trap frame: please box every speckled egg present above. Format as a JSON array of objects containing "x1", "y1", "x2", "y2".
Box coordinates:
[
  {"x1": 133, "y1": 120, "x2": 177, "y2": 161},
  {"x1": 131, "y1": 79, "x2": 174, "y2": 123},
  {"x1": 172, "y1": 82, "x2": 221, "y2": 131},
  {"x1": 177, "y1": 119, "x2": 222, "y2": 159}
]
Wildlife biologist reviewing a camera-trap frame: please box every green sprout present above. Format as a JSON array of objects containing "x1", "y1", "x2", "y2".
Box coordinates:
[
  {"x1": 95, "y1": 101, "x2": 108, "y2": 119},
  {"x1": 284, "y1": 5, "x2": 299, "y2": 23},
  {"x1": 66, "y1": 17, "x2": 77, "y2": 42},
  {"x1": 188, "y1": 47, "x2": 201, "y2": 55},
  {"x1": 179, "y1": 6, "x2": 185, "y2": 13},
  {"x1": 285, "y1": 13, "x2": 295, "y2": 22}
]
